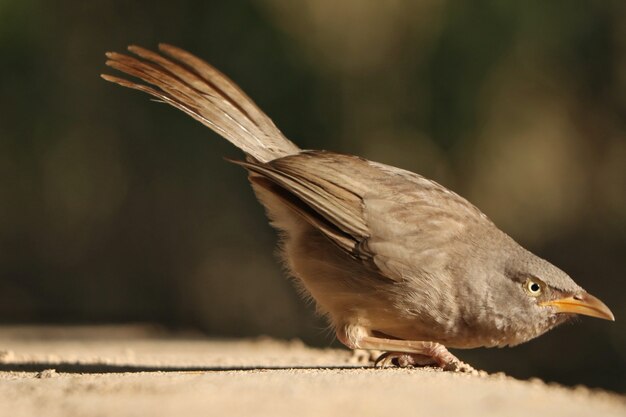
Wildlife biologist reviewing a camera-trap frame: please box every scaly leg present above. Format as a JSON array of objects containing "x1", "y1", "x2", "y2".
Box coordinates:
[{"x1": 337, "y1": 326, "x2": 477, "y2": 373}]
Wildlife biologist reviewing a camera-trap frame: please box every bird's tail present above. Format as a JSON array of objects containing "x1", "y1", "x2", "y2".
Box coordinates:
[{"x1": 102, "y1": 44, "x2": 300, "y2": 163}]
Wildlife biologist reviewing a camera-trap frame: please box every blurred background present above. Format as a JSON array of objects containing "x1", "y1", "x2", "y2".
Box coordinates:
[{"x1": 1, "y1": 0, "x2": 624, "y2": 391}]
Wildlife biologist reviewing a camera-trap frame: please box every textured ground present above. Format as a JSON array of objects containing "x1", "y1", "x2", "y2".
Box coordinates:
[{"x1": 0, "y1": 325, "x2": 624, "y2": 417}]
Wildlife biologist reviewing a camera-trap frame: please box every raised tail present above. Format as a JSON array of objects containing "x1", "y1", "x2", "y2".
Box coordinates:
[{"x1": 102, "y1": 44, "x2": 300, "y2": 163}]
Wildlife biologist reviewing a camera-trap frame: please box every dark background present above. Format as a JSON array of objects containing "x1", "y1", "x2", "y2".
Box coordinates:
[{"x1": 1, "y1": 1, "x2": 624, "y2": 391}]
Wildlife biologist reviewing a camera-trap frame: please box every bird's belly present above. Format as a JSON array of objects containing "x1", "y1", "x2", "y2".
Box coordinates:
[{"x1": 273, "y1": 220, "x2": 509, "y2": 348}]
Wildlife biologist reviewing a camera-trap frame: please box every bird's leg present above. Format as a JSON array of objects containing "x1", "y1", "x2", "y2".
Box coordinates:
[
  {"x1": 361, "y1": 337, "x2": 476, "y2": 372},
  {"x1": 336, "y1": 326, "x2": 477, "y2": 373}
]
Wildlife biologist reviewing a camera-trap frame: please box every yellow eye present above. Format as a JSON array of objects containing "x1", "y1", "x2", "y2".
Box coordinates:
[{"x1": 524, "y1": 278, "x2": 543, "y2": 296}]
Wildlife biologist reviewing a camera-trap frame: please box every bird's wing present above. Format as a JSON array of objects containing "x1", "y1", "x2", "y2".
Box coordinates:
[
  {"x1": 359, "y1": 159, "x2": 492, "y2": 280},
  {"x1": 229, "y1": 151, "x2": 370, "y2": 259},
  {"x1": 232, "y1": 151, "x2": 492, "y2": 280}
]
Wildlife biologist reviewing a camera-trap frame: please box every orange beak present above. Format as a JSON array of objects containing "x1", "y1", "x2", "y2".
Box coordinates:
[{"x1": 540, "y1": 292, "x2": 615, "y2": 321}]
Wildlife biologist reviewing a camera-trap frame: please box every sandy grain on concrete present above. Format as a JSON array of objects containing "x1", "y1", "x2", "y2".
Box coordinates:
[{"x1": 0, "y1": 326, "x2": 624, "y2": 417}]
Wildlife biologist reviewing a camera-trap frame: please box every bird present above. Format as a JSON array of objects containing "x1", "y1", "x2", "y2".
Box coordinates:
[{"x1": 102, "y1": 44, "x2": 614, "y2": 372}]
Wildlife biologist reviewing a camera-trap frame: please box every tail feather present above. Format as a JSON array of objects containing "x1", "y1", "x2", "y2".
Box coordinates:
[{"x1": 102, "y1": 44, "x2": 300, "y2": 162}]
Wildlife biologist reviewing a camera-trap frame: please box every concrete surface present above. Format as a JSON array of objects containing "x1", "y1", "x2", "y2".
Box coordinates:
[{"x1": 0, "y1": 325, "x2": 624, "y2": 417}]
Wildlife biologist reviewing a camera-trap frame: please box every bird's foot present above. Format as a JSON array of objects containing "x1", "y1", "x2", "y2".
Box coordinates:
[
  {"x1": 375, "y1": 351, "x2": 478, "y2": 374},
  {"x1": 337, "y1": 326, "x2": 481, "y2": 374},
  {"x1": 441, "y1": 358, "x2": 479, "y2": 374},
  {"x1": 375, "y1": 352, "x2": 435, "y2": 368}
]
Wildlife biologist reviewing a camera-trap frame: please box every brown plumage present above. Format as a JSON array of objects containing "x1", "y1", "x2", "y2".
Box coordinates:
[{"x1": 103, "y1": 44, "x2": 614, "y2": 372}]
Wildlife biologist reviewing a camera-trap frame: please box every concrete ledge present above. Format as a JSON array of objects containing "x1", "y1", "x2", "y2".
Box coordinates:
[{"x1": 0, "y1": 326, "x2": 624, "y2": 417}]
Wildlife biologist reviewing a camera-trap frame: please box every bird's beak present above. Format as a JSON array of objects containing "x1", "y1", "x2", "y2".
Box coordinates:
[{"x1": 540, "y1": 292, "x2": 615, "y2": 321}]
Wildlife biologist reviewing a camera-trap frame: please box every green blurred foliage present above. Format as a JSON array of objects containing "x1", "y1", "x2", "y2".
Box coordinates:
[{"x1": 1, "y1": 0, "x2": 625, "y2": 391}]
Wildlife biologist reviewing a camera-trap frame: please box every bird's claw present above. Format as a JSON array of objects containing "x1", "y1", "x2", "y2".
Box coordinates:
[
  {"x1": 374, "y1": 352, "x2": 436, "y2": 368},
  {"x1": 374, "y1": 352, "x2": 397, "y2": 368},
  {"x1": 442, "y1": 359, "x2": 478, "y2": 374},
  {"x1": 375, "y1": 351, "x2": 479, "y2": 374}
]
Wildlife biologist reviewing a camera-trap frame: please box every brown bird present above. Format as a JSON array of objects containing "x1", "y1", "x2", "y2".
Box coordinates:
[{"x1": 102, "y1": 44, "x2": 614, "y2": 372}]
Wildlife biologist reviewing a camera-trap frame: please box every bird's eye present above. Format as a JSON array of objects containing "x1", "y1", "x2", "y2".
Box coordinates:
[{"x1": 524, "y1": 278, "x2": 543, "y2": 296}]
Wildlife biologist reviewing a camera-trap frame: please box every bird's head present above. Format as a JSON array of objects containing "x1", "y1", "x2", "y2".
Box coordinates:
[{"x1": 492, "y1": 243, "x2": 615, "y2": 346}]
